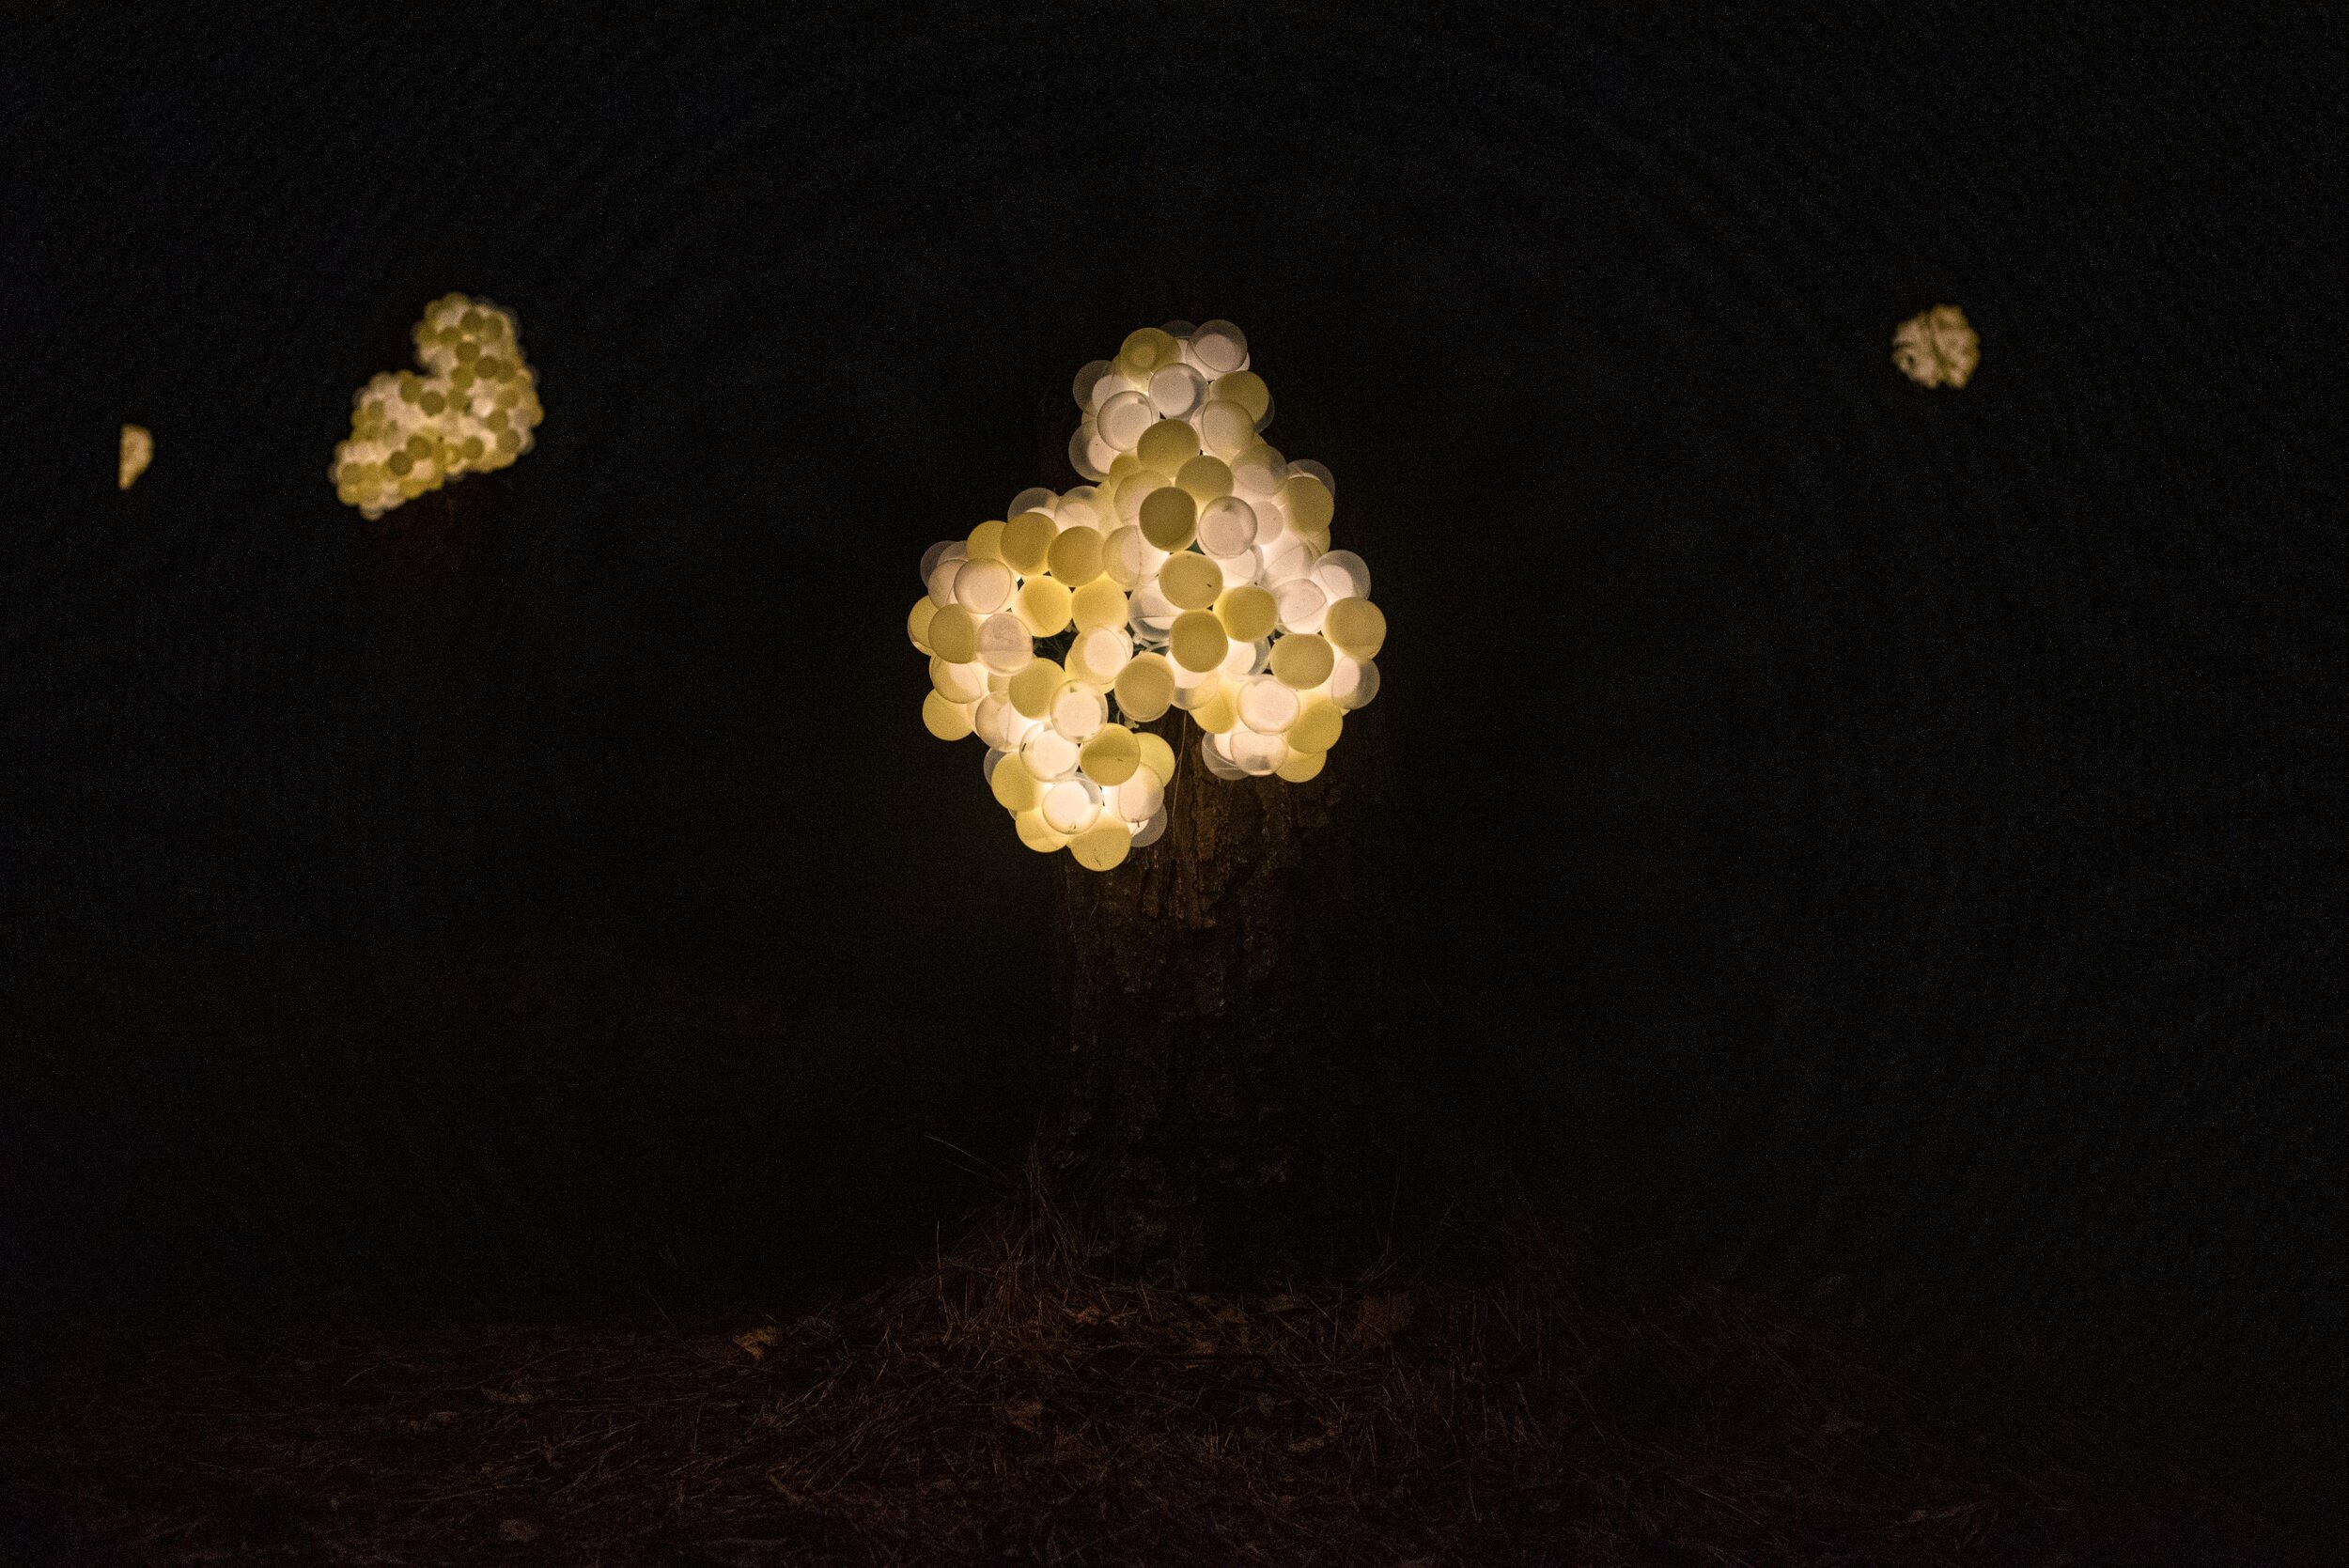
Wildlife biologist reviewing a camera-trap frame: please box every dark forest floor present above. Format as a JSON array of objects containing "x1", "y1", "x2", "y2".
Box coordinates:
[{"x1": 0, "y1": 1188, "x2": 2297, "y2": 1568}]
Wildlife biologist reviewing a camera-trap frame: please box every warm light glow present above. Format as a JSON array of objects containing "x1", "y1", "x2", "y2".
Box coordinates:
[
  {"x1": 329, "y1": 294, "x2": 545, "y2": 519},
  {"x1": 1892, "y1": 304, "x2": 1980, "y2": 389},
  {"x1": 118, "y1": 425, "x2": 153, "y2": 490},
  {"x1": 911, "y1": 320, "x2": 1387, "y2": 868}
]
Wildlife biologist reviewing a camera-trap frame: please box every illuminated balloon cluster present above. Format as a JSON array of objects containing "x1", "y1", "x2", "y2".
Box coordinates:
[
  {"x1": 329, "y1": 294, "x2": 545, "y2": 519},
  {"x1": 909, "y1": 320, "x2": 1388, "y2": 870}
]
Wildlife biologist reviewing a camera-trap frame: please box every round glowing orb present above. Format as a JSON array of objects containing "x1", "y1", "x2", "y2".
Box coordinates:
[
  {"x1": 1114, "y1": 654, "x2": 1176, "y2": 722},
  {"x1": 1323, "y1": 598, "x2": 1387, "y2": 659},
  {"x1": 1080, "y1": 723, "x2": 1141, "y2": 785},
  {"x1": 1158, "y1": 552, "x2": 1223, "y2": 611},
  {"x1": 1169, "y1": 611, "x2": 1229, "y2": 673}
]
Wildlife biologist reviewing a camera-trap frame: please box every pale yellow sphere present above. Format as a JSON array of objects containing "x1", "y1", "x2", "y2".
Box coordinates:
[
  {"x1": 1080, "y1": 722, "x2": 1142, "y2": 785},
  {"x1": 1176, "y1": 454, "x2": 1234, "y2": 502},
  {"x1": 1001, "y1": 510, "x2": 1055, "y2": 574},
  {"x1": 1016, "y1": 577, "x2": 1073, "y2": 637},
  {"x1": 1323, "y1": 598, "x2": 1387, "y2": 659},
  {"x1": 1015, "y1": 809, "x2": 1069, "y2": 853},
  {"x1": 1008, "y1": 657, "x2": 1065, "y2": 719},
  {"x1": 1114, "y1": 652, "x2": 1177, "y2": 721},
  {"x1": 922, "y1": 691, "x2": 974, "y2": 741},
  {"x1": 1288, "y1": 697, "x2": 1344, "y2": 753},
  {"x1": 966, "y1": 519, "x2": 1007, "y2": 562},
  {"x1": 1198, "y1": 399, "x2": 1256, "y2": 458},
  {"x1": 1136, "y1": 417, "x2": 1203, "y2": 476},
  {"x1": 907, "y1": 597, "x2": 939, "y2": 652},
  {"x1": 1279, "y1": 474, "x2": 1335, "y2": 534},
  {"x1": 1138, "y1": 731, "x2": 1177, "y2": 786},
  {"x1": 1269, "y1": 631, "x2": 1334, "y2": 689},
  {"x1": 1214, "y1": 584, "x2": 1278, "y2": 642},
  {"x1": 1047, "y1": 525, "x2": 1105, "y2": 585},
  {"x1": 1191, "y1": 685, "x2": 1238, "y2": 734},
  {"x1": 1139, "y1": 486, "x2": 1198, "y2": 551},
  {"x1": 1068, "y1": 822, "x2": 1131, "y2": 872},
  {"x1": 1158, "y1": 551, "x2": 1223, "y2": 611},
  {"x1": 1118, "y1": 326, "x2": 1180, "y2": 378},
  {"x1": 1071, "y1": 576, "x2": 1128, "y2": 631},
  {"x1": 1209, "y1": 369, "x2": 1271, "y2": 422},
  {"x1": 1276, "y1": 750, "x2": 1327, "y2": 784},
  {"x1": 991, "y1": 753, "x2": 1044, "y2": 813},
  {"x1": 1169, "y1": 610, "x2": 1229, "y2": 673},
  {"x1": 926, "y1": 603, "x2": 978, "y2": 663}
]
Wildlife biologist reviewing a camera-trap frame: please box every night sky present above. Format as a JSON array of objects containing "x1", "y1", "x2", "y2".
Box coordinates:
[{"x1": 4, "y1": 2, "x2": 2342, "y2": 1531}]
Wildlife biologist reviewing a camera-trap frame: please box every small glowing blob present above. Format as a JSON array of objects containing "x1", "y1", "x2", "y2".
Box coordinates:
[{"x1": 118, "y1": 425, "x2": 153, "y2": 489}]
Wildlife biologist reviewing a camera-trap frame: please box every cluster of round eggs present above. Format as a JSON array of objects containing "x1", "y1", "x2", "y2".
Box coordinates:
[
  {"x1": 909, "y1": 320, "x2": 1387, "y2": 871},
  {"x1": 329, "y1": 294, "x2": 545, "y2": 519}
]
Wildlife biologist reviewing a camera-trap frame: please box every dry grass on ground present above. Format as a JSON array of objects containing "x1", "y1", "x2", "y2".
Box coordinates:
[{"x1": 0, "y1": 1184, "x2": 2226, "y2": 1566}]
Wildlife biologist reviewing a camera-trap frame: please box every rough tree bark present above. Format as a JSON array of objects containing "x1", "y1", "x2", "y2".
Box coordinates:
[{"x1": 1034, "y1": 391, "x2": 1412, "y2": 1281}]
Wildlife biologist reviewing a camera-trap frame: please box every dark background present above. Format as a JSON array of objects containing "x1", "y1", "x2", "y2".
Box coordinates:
[{"x1": 4, "y1": 0, "x2": 2342, "y2": 1527}]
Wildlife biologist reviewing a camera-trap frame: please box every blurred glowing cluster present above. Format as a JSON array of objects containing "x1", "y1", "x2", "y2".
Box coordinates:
[
  {"x1": 330, "y1": 294, "x2": 544, "y2": 518},
  {"x1": 118, "y1": 425, "x2": 152, "y2": 489},
  {"x1": 909, "y1": 320, "x2": 1387, "y2": 870},
  {"x1": 1892, "y1": 304, "x2": 1979, "y2": 389}
]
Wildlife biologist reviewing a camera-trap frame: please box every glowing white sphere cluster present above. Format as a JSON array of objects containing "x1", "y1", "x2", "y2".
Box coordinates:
[
  {"x1": 909, "y1": 320, "x2": 1388, "y2": 871},
  {"x1": 330, "y1": 294, "x2": 545, "y2": 519}
]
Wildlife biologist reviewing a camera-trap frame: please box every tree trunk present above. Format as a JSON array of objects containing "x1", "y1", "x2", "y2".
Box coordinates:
[{"x1": 1035, "y1": 392, "x2": 1411, "y2": 1281}]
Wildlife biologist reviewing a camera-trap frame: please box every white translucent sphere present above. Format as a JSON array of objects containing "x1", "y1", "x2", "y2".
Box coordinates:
[
  {"x1": 1195, "y1": 495, "x2": 1259, "y2": 557},
  {"x1": 975, "y1": 612, "x2": 1033, "y2": 674},
  {"x1": 1049, "y1": 680, "x2": 1107, "y2": 741},
  {"x1": 1072, "y1": 359, "x2": 1114, "y2": 410},
  {"x1": 1260, "y1": 536, "x2": 1321, "y2": 585},
  {"x1": 1190, "y1": 319, "x2": 1249, "y2": 376},
  {"x1": 1228, "y1": 725, "x2": 1289, "y2": 775},
  {"x1": 919, "y1": 538, "x2": 960, "y2": 583},
  {"x1": 972, "y1": 692, "x2": 1021, "y2": 750},
  {"x1": 1041, "y1": 777, "x2": 1104, "y2": 835},
  {"x1": 1128, "y1": 807, "x2": 1169, "y2": 848},
  {"x1": 1273, "y1": 579, "x2": 1328, "y2": 633},
  {"x1": 1237, "y1": 675, "x2": 1300, "y2": 734},
  {"x1": 1056, "y1": 488, "x2": 1106, "y2": 533},
  {"x1": 1007, "y1": 486, "x2": 1058, "y2": 520},
  {"x1": 1313, "y1": 549, "x2": 1371, "y2": 601},
  {"x1": 1098, "y1": 390, "x2": 1153, "y2": 450},
  {"x1": 931, "y1": 658, "x2": 988, "y2": 704},
  {"x1": 1070, "y1": 625, "x2": 1132, "y2": 683},
  {"x1": 1233, "y1": 446, "x2": 1286, "y2": 496},
  {"x1": 1329, "y1": 656, "x2": 1381, "y2": 710},
  {"x1": 1112, "y1": 768, "x2": 1164, "y2": 823},
  {"x1": 1202, "y1": 733, "x2": 1248, "y2": 779},
  {"x1": 1070, "y1": 420, "x2": 1112, "y2": 482},
  {"x1": 954, "y1": 557, "x2": 1016, "y2": 614},
  {"x1": 1219, "y1": 637, "x2": 1268, "y2": 679},
  {"x1": 1104, "y1": 525, "x2": 1161, "y2": 587},
  {"x1": 1128, "y1": 583, "x2": 1179, "y2": 635},
  {"x1": 1148, "y1": 364, "x2": 1206, "y2": 418},
  {"x1": 1288, "y1": 458, "x2": 1335, "y2": 495},
  {"x1": 926, "y1": 550, "x2": 969, "y2": 606},
  {"x1": 1020, "y1": 725, "x2": 1081, "y2": 781}
]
